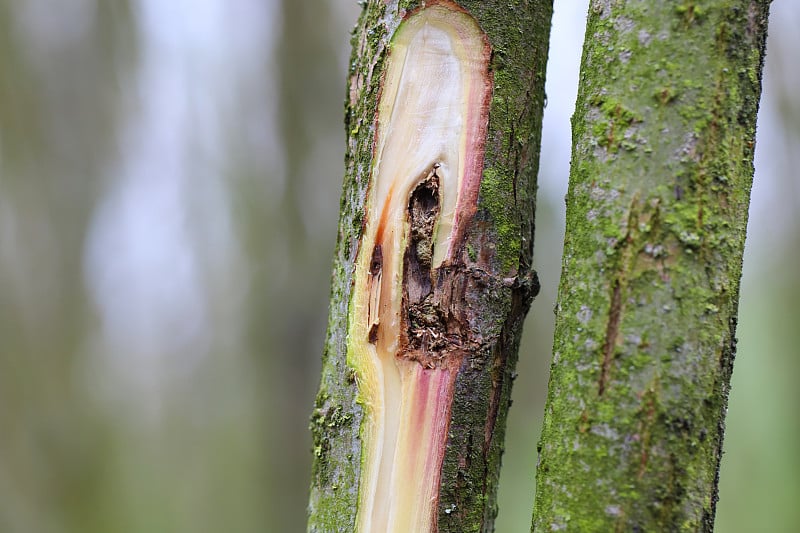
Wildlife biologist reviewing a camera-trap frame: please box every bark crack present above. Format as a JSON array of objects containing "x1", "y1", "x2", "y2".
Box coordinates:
[
  {"x1": 599, "y1": 278, "x2": 622, "y2": 396},
  {"x1": 598, "y1": 197, "x2": 638, "y2": 396},
  {"x1": 367, "y1": 244, "x2": 383, "y2": 344}
]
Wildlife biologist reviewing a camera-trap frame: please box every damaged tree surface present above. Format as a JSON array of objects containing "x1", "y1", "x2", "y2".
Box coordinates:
[
  {"x1": 533, "y1": 1, "x2": 771, "y2": 532},
  {"x1": 401, "y1": 170, "x2": 449, "y2": 364},
  {"x1": 308, "y1": 1, "x2": 552, "y2": 532}
]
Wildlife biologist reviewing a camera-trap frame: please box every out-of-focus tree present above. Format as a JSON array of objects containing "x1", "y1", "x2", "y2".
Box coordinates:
[
  {"x1": 716, "y1": 2, "x2": 800, "y2": 530},
  {"x1": 0, "y1": 2, "x2": 137, "y2": 531}
]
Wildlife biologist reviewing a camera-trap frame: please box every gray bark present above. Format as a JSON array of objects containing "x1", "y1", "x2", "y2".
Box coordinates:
[{"x1": 533, "y1": 2, "x2": 771, "y2": 531}]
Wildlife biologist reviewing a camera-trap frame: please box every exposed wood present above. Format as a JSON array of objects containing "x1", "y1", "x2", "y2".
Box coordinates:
[{"x1": 350, "y1": 8, "x2": 491, "y2": 530}]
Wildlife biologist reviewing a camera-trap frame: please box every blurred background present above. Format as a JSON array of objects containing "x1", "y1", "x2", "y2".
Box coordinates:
[{"x1": 0, "y1": 1, "x2": 796, "y2": 531}]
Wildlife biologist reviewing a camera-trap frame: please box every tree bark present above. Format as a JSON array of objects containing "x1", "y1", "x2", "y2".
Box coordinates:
[
  {"x1": 308, "y1": 1, "x2": 552, "y2": 532},
  {"x1": 533, "y1": 1, "x2": 770, "y2": 531}
]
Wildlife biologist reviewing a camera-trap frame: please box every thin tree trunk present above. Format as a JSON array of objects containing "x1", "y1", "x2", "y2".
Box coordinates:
[
  {"x1": 533, "y1": 2, "x2": 770, "y2": 531},
  {"x1": 308, "y1": 1, "x2": 552, "y2": 532}
]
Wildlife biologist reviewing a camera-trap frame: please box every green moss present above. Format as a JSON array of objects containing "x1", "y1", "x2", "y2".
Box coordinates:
[
  {"x1": 396, "y1": 0, "x2": 420, "y2": 13},
  {"x1": 655, "y1": 86, "x2": 677, "y2": 105},
  {"x1": 466, "y1": 243, "x2": 478, "y2": 262},
  {"x1": 478, "y1": 167, "x2": 521, "y2": 273},
  {"x1": 310, "y1": 394, "x2": 354, "y2": 482},
  {"x1": 676, "y1": 2, "x2": 707, "y2": 25}
]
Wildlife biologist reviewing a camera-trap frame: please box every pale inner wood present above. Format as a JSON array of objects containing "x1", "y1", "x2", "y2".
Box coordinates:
[{"x1": 347, "y1": 6, "x2": 489, "y2": 532}]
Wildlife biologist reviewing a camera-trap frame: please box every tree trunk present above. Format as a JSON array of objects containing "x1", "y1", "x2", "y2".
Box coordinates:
[
  {"x1": 533, "y1": 1, "x2": 770, "y2": 531},
  {"x1": 308, "y1": 1, "x2": 552, "y2": 532}
]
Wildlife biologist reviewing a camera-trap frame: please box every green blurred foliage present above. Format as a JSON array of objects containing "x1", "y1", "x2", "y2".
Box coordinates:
[{"x1": 0, "y1": 1, "x2": 795, "y2": 532}]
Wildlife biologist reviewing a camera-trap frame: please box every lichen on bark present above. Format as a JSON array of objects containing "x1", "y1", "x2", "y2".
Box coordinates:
[{"x1": 533, "y1": 1, "x2": 771, "y2": 532}]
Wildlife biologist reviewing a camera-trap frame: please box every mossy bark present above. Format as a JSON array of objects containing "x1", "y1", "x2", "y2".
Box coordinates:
[
  {"x1": 308, "y1": 1, "x2": 552, "y2": 532},
  {"x1": 533, "y1": 1, "x2": 770, "y2": 531}
]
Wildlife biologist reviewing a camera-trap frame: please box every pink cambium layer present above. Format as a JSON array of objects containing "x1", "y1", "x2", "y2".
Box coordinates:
[{"x1": 446, "y1": 39, "x2": 492, "y2": 262}]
